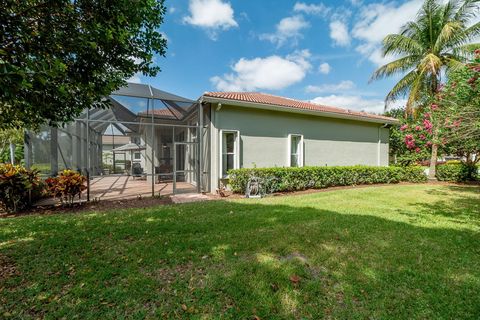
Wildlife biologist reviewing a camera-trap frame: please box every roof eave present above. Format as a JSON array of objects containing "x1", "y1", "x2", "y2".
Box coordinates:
[{"x1": 202, "y1": 96, "x2": 399, "y2": 125}]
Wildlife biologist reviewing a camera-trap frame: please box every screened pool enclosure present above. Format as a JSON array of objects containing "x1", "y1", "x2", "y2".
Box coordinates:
[{"x1": 25, "y1": 83, "x2": 209, "y2": 200}]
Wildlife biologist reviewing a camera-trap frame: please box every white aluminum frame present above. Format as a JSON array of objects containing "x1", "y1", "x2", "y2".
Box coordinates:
[
  {"x1": 219, "y1": 129, "x2": 240, "y2": 178},
  {"x1": 287, "y1": 134, "x2": 304, "y2": 167}
]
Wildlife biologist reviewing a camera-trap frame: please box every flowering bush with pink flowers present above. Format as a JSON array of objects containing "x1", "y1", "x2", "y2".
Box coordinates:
[
  {"x1": 433, "y1": 50, "x2": 480, "y2": 167},
  {"x1": 395, "y1": 50, "x2": 479, "y2": 174},
  {"x1": 395, "y1": 105, "x2": 439, "y2": 166}
]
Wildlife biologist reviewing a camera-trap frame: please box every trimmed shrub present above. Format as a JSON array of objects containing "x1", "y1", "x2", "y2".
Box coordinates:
[
  {"x1": 228, "y1": 165, "x2": 427, "y2": 194},
  {"x1": 397, "y1": 165, "x2": 430, "y2": 183},
  {"x1": 45, "y1": 170, "x2": 87, "y2": 205},
  {"x1": 436, "y1": 163, "x2": 478, "y2": 182},
  {"x1": 0, "y1": 164, "x2": 41, "y2": 212}
]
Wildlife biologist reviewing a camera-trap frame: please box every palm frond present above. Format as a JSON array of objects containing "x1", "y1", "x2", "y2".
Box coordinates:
[
  {"x1": 444, "y1": 22, "x2": 480, "y2": 49},
  {"x1": 452, "y1": 42, "x2": 480, "y2": 56},
  {"x1": 405, "y1": 73, "x2": 434, "y2": 114},
  {"x1": 434, "y1": 21, "x2": 463, "y2": 53},
  {"x1": 406, "y1": 76, "x2": 425, "y2": 114},
  {"x1": 418, "y1": 53, "x2": 442, "y2": 75},
  {"x1": 418, "y1": 0, "x2": 445, "y2": 49},
  {"x1": 443, "y1": 0, "x2": 462, "y2": 22},
  {"x1": 444, "y1": 57, "x2": 467, "y2": 75},
  {"x1": 385, "y1": 70, "x2": 418, "y2": 105},
  {"x1": 370, "y1": 55, "x2": 421, "y2": 82},
  {"x1": 400, "y1": 21, "x2": 423, "y2": 39},
  {"x1": 383, "y1": 34, "x2": 424, "y2": 56},
  {"x1": 454, "y1": 0, "x2": 480, "y2": 25}
]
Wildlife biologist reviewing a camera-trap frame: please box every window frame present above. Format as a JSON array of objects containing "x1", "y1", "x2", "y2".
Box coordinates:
[
  {"x1": 287, "y1": 134, "x2": 304, "y2": 167},
  {"x1": 220, "y1": 130, "x2": 240, "y2": 177}
]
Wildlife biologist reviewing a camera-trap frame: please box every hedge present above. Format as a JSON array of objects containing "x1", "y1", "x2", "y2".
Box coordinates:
[
  {"x1": 228, "y1": 165, "x2": 427, "y2": 194},
  {"x1": 436, "y1": 163, "x2": 479, "y2": 182}
]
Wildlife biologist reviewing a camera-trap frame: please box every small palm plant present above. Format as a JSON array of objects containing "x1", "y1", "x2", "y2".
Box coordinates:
[{"x1": 371, "y1": 0, "x2": 480, "y2": 178}]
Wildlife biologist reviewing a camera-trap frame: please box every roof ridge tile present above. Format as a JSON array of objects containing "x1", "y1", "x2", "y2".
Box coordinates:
[{"x1": 202, "y1": 91, "x2": 397, "y2": 123}]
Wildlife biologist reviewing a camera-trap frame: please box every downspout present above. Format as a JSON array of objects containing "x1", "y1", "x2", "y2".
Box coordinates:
[
  {"x1": 215, "y1": 103, "x2": 221, "y2": 192},
  {"x1": 377, "y1": 126, "x2": 381, "y2": 166},
  {"x1": 378, "y1": 124, "x2": 389, "y2": 166},
  {"x1": 86, "y1": 109, "x2": 90, "y2": 201},
  {"x1": 197, "y1": 99, "x2": 203, "y2": 193},
  {"x1": 208, "y1": 102, "x2": 220, "y2": 193}
]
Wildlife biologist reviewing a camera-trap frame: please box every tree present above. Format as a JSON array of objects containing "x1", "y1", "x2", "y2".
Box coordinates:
[
  {"x1": 0, "y1": 129, "x2": 24, "y2": 164},
  {"x1": 371, "y1": 0, "x2": 480, "y2": 179},
  {"x1": 397, "y1": 50, "x2": 480, "y2": 174},
  {"x1": 437, "y1": 49, "x2": 480, "y2": 165},
  {"x1": 1, "y1": 0, "x2": 167, "y2": 130}
]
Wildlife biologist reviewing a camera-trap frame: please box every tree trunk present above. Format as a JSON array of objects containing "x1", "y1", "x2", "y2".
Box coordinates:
[
  {"x1": 9, "y1": 142, "x2": 15, "y2": 164},
  {"x1": 428, "y1": 143, "x2": 438, "y2": 180}
]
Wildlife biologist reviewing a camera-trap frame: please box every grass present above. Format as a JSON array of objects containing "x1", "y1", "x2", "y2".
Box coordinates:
[{"x1": 1, "y1": 184, "x2": 479, "y2": 319}]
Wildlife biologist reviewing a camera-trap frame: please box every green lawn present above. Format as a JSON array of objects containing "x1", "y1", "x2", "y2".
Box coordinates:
[{"x1": 1, "y1": 184, "x2": 479, "y2": 319}]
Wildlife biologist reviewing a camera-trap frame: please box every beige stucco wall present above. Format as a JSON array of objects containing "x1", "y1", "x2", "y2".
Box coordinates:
[{"x1": 209, "y1": 104, "x2": 390, "y2": 191}]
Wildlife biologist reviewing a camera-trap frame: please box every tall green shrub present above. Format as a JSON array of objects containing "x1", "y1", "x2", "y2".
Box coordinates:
[
  {"x1": 228, "y1": 165, "x2": 427, "y2": 194},
  {"x1": 436, "y1": 163, "x2": 478, "y2": 182}
]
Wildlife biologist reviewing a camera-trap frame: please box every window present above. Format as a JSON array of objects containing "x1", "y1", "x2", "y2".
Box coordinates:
[
  {"x1": 133, "y1": 152, "x2": 141, "y2": 160},
  {"x1": 221, "y1": 131, "x2": 239, "y2": 177},
  {"x1": 288, "y1": 134, "x2": 303, "y2": 167}
]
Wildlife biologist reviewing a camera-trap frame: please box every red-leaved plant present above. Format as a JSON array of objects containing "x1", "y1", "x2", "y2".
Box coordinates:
[
  {"x1": 45, "y1": 170, "x2": 87, "y2": 206},
  {"x1": 0, "y1": 164, "x2": 40, "y2": 212}
]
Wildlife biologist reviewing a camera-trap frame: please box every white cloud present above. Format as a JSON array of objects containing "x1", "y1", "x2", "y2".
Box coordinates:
[
  {"x1": 318, "y1": 62, "x2": 331, "y2": 74},
  {"x1": 311, "y1": 95, "x2": 384, "y2": 113},
  {"x1": 211, "y1": 50, "x2": 312, "y2": 91},
  {"x1": 352, "y1": 0, "x2": 423, "y2": 66},
  {"x1": 306, "y1": 80, "x2": 355, "y2": 93},
  {"x1": 329, "y1": 20, "x2": 350, "y2": 46},
  {"x1": 127, "y1": 73, "x2": 142, "y2": 84},
  {"x1": 311, "y1": 95, "x2": 407, "y2": 113},
  {"x1": 260, "y1": 15, "x2": 309, "y2": 47},
  {"x1": 293, "y1": 2, "x2": 331, "y2": 17},
  {"x1": 183, "y1": 0, "x2": 238, "y2": 39}
]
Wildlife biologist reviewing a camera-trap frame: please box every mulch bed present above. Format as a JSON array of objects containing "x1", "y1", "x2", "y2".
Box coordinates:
[{"x1": 0, "y1": 196, "x2": 172, "y2": 219}]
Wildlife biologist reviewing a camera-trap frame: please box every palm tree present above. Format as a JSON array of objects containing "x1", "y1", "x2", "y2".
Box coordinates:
[{"x1": 371, "y1": 0, "x2": 480, "y2": 179}]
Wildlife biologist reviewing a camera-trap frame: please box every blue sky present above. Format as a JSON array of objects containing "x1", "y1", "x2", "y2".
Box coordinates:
[{"x1": 131, "y1": 0, "x2": 428, "y2": 114}]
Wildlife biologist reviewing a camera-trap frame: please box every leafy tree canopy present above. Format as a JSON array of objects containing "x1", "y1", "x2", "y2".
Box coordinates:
[
  {"x1": 438, "y1": 49, "x2": 480, "y2": 164},
  {"x1": 393, "y1": 50, "x2": 480, "y2": 167},
  {"x1": 0, "y1": 0, "x2": 167, "y2": 130}
]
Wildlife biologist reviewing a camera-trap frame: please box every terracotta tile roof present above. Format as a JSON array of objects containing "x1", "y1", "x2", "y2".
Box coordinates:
[
  {"x1": 102, "y1": 135, "x2": 130, "y2": 145},
  {"x1": 138, "y1": 108, "x2": 183, "y2": 119},
  {"x1": 203, "y1": 92, "x2": 397, "y2": 123}
]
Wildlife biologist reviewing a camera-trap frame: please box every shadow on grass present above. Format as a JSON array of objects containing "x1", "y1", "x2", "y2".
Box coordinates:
[
  {"x1": 1, "y1": 195, "x2": 479, "y2": 319},
  {"x1": 411, "y1": 185, "x2": 480, "y2": 224}
]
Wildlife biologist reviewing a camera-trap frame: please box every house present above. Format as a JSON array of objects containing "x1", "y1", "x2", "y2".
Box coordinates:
[
  {"x1": 201, "y1": 92, "x2": 397, "y2": 192},
  {"x1": 24, "y1": 83, "x2": 398, "y2": 198}
]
